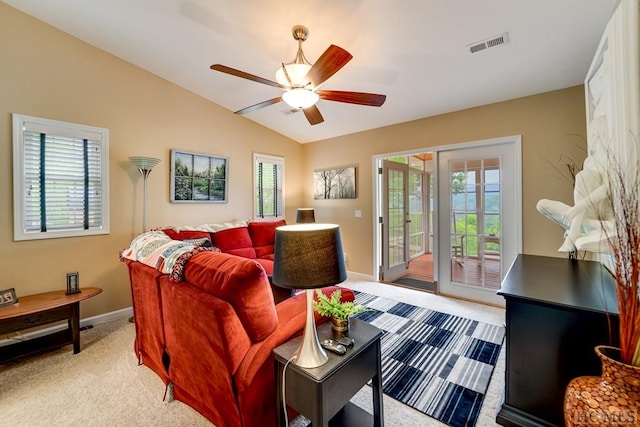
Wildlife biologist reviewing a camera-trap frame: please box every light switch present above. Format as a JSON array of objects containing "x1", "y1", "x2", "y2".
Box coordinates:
[{"x1": 354, "y1": 210, "x2": 362, "y2": 218}]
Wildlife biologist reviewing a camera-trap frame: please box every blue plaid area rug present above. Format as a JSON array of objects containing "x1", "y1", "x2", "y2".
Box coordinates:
[{"x1": 352, "y1": 292, "x2": 505, "y2": 427}]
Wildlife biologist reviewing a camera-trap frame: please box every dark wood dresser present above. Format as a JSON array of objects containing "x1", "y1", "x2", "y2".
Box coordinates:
[{"x1": 496, "y1": 254, "x2": 619, "y2": 427}]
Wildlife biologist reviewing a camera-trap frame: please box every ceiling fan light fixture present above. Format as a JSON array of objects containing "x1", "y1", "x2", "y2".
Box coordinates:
[
  {"x1": 211, "y1": 24, "x2": 384, "y2": 126},
  {"x1": 275, "y1": 63, "x2": 312, "y2": 87},
  {"x1": 282, "y1": 88, "x2": 319, "y2": 109}
]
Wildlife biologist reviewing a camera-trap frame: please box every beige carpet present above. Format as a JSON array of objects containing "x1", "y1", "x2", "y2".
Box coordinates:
[{"x1": 0, "y1": 279, "x2": 505, "y2": 427}]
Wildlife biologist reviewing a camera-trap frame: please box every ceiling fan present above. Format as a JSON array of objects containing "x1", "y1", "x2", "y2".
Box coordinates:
[{"x1": 210, "y1": 25, "x2": 386, "y2": 126}]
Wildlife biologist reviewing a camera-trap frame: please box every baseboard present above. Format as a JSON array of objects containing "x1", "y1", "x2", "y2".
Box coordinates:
[
  {"x1": 0, "y1": 306, "x2": 133, "y2": 348},
  {"x1": 89, "y1": 307, "x2": 133, "y2": 324}
]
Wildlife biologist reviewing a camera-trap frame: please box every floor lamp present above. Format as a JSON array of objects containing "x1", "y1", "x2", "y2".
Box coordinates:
[
  {"x1": 129, "y1": 156, "x2": 160, "y2": 233},
  {"x1": 273, "y1": 224, "x2": 347, "y2": 368}
]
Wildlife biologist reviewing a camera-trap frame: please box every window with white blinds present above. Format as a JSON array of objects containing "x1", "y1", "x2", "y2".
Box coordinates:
[
  {"x1": 12, "y1": 114, "x2": 110, "y2": 241},
  {"x1": 254, "y1": 153, "x2": 284, "y2": 219}
]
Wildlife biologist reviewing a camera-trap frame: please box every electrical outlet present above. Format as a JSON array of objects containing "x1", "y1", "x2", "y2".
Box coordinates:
[{"x1": 354, "y1": 210, "x2": 362, "y2": 218}]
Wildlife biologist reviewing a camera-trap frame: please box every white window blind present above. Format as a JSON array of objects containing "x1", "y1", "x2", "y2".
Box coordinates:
[
  {"x1": 254, "y1": 153, "x2": 284, "y2": 219},
  {"x1": 13, "y1": 114, "x2": 110, "y2": 240}
]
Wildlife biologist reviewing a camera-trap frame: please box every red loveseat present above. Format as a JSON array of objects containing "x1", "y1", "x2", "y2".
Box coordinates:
[{"x1": 125, "y1": 248, "x2": 354, "y2": 427}]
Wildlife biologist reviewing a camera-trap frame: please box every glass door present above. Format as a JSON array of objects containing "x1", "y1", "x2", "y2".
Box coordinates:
[
  {"x1": 449, "y1": 158, "x2": 501, "y2": 287},
  {"x1": 437, "y1": 138, "x2": 521, "y2": 305},
  {"x1": 382, "y1": 160, "x2": 409, "y2": 281}
]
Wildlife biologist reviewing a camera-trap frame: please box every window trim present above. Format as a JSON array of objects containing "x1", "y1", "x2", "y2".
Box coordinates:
[
  {"x1": 12, "y1": 113, "x2": 110, "y2": 241},
  {"x1": 253, "y1": 153, "x2": 285, "y2": 221}
]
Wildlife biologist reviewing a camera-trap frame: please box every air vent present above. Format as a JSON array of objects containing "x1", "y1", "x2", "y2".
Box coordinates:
[
  {"x1": 281, "y1": 108, "x2": 300, "y2": 115},
  {"x1": 468, "y1": 32, "x2": 509, "y2": 54},
  {"x1": 469, "y1": 43, "x2": 487, "y2": 54}
]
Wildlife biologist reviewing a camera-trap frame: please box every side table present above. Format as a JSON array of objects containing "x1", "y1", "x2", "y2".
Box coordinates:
[
  {"x1": 272, "y1": 318, "x2": 384, "y2": 427},
  {"x1": 0, "y1": 287, "x2": 103, "y2": 363}
]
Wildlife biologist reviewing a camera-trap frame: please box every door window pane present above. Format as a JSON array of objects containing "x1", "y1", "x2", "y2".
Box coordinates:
[
  {"x1": 450, "y1": 158, "x2": 501, "y2": 289},
  {"x1": 388, "y1": 169, "x2": 405, "y2": 267}
]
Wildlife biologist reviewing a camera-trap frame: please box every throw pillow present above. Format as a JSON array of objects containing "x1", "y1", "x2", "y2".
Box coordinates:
[
  {"x1": 212, "y1": 226, "x2": 256, "y2": 259},
  {"x1": 248, "y1": 219, "x2": 286, "y2": 247}
]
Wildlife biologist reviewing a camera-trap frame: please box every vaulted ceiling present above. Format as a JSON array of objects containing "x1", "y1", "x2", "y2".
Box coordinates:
[{"x1": 3, "y1": 0, "x2": 617, "y2": 143}]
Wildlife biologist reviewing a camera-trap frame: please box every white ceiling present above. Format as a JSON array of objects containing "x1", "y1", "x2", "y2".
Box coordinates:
[{"x1": 3, "y1": 0, "x2": 617, "y2": 143}]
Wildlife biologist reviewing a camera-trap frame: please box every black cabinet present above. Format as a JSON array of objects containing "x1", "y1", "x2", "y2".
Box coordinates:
[{"x1": 496, "y1": 255, "x2": 619, "y2": 427}]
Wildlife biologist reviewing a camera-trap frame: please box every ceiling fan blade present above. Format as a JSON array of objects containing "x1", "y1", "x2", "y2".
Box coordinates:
[
  {"x1": 211, "y1": 64, "x2": 287, "y2": 89},
  {"x1": 234, "y1": 97, "x2": 282, "y2": 115},
  {"x1": 305, "y1": 45, "x2": 353, "y2": 88},
  {"x1": 303, "y1": 105, "x2": 324, "y2": 125},
  {"x1": 317, "y1": 90, "x2": 386, "y2": 107}
]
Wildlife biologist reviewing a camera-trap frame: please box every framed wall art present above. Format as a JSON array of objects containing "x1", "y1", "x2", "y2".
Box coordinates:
[
  {"x1": 313, "y1": 165, "x2": 357, "y2": 199},
  {"x1": 170, "y1": 149, "x2": 228, "y2": 203}
]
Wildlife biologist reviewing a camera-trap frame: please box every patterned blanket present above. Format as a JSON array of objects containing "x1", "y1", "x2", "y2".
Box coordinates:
[{"x1": 120, "y1": 231, "x2": 216, "y2": 281}]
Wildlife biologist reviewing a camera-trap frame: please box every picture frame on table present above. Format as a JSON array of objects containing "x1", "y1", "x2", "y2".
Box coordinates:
[
  {"x1": 66, "y1": 272, "x2": 80, "y2": 295},
  {"x1": 0, "y1": 288, "x2": 18, "y2": 307},
  {"x1": 170, "y1": 149, "x2": 228, "y2": 203}
]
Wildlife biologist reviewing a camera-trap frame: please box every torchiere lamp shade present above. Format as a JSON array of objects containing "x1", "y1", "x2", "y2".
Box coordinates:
[
  {"x1": 129, "y1": 156, "x2": 161, "y2": 172},
  {"x1": 296, "y1": 208, "x2": 316, "y2": 224},
  {"x1": 273, "y1": 224, "x2": 347, "y2": 289}
]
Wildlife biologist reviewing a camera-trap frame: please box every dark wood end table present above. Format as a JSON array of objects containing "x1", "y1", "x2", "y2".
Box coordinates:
[
  {"x1": 0, "y1": 287, "x2": 103, "y2": 363},
  {"x1": 272, "y1": 318, "x2": 384, "y2": 427}
]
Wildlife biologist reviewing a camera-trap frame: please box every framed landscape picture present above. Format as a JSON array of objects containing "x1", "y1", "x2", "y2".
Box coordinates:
[
  {"x1": 314, "y1": 165, "x2": 357, "y2": 199},
  {"x1": 170, "y1": 149, "x2": 228, "y2": 203}
]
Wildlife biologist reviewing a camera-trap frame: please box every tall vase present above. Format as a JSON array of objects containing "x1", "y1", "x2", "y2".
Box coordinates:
[{"x1": 564, "y1": 346, "x2": 640, "y2": 426}]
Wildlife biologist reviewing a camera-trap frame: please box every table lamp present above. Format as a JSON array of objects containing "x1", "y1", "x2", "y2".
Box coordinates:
[
  {"x1": 273, "y1": 224, "x2": 347, "y2": 368},
  {"x1": 296, "y1": 208, "x2": 316, "y2": 223}
]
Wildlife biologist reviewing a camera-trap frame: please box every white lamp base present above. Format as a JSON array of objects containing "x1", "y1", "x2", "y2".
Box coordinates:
[{"x1": 293, "y1": 289, "x2": 328, "y2": 368}]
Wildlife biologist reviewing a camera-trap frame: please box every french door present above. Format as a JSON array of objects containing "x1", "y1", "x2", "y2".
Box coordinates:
[
  {"x1": 381, "y1": 160, "x2": 426, "y2": 281},
  {"x1": 436, "y1": 137, "x2": 521, "y2": 305},
  {"x1": 382, "y1": 160, "x2": 409, "y2": 280}
]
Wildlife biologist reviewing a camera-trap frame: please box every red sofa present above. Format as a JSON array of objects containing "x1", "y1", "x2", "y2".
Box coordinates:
[
  {"x1": 162, "y1": 219, "x2": 292, "y2": 303},
  {"x1": 162, "y1": 219, "x2": 286, "y2": 275},
  {"x1": 125, "y1": 237, "x2": 354, "y2": 426}
]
